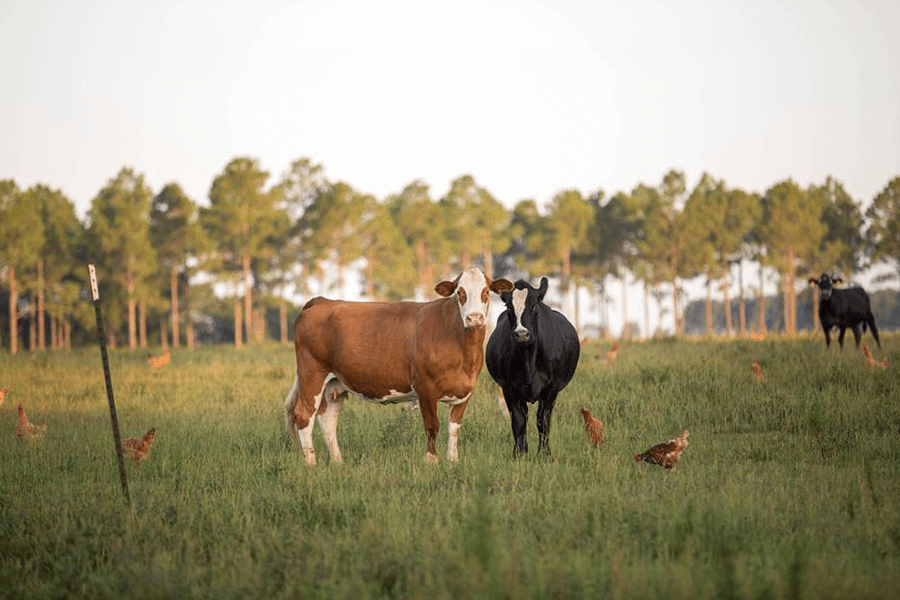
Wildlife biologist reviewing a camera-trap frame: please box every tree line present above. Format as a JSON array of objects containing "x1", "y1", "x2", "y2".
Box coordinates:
[{"x1": 1, "y1": 158, "x2": 899, "y2": 354}]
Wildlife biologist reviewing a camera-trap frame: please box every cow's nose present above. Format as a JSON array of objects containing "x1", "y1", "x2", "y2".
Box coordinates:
[
  {"x1": 515, "y1": 330, "x2": 531, "y2": 343},
  {"x1": 464, "y1": 313, "x2": 485, "y2": 328}
]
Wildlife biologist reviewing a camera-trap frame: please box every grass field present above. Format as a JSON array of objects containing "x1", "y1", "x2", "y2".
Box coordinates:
[{"x1": 2, "y1": 334, "x2": 899, "y2": 599}]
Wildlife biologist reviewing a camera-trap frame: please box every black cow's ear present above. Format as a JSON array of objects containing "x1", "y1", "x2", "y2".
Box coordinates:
[
  {"x1": 537, "y1": 277, "x2": 549, "y2": 302},
  {"x1": 833, "y1": 277, "x2": 843, "y2": 285}
]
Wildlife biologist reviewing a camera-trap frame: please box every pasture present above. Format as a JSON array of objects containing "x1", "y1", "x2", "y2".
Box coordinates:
[{"x1": 2, "y1": 335, "x2": 899, "y2": 599}]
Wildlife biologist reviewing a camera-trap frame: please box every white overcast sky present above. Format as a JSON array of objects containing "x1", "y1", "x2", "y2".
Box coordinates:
[{"x1": 2, "y1": 0, "x2": 899, "y2": 219}]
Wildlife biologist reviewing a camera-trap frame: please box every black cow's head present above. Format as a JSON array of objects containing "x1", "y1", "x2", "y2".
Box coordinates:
[
  {"x1": 808, "y1": 273, "x2": 843, "y2": 300},
  {"x1": 499, "y1": 277, "x2": 549, "y2": 345}
]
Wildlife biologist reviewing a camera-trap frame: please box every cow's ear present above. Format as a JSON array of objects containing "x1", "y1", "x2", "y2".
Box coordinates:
[
  {"x1": 491, "y1": 278, "x2": 513, "y2": 294},
  {"x1": 537, "y1": 277, "x2": 549, "y2": 302},
  {"x1": 434, "y1": 273, "x2": 461, "y2": 297},
  {"x1": 808, "y1": 278, "x2": 818, "y2": 286},
  {"x1": 833, "y1": 277, "x2": 843, "y2": 285}
]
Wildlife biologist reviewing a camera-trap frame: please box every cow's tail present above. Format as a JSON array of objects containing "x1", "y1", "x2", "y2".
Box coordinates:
[{"x1": 284, "y1": 374, "x2": 300, "y2": 438}]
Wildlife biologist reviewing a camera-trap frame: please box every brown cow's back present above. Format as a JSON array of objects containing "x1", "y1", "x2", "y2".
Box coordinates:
[{"x1": 294, "y1": 297, "x2": 460, "y2": 401}]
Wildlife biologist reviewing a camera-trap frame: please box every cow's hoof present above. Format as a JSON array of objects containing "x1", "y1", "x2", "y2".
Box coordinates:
[
  {"x1": 447, "y1": 455, "x2": 459, "y2": 462},
  {"x1": 424, "y1": 452, "x2": 439, "y2": 464}
]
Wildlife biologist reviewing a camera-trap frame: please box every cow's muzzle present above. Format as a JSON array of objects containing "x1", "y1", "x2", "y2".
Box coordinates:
[
  {"x1": 464, "y1": 313, "x2": 485, "y2": 329},
  {"x1": 514, "y1": 329, "x2": 531, "y2": 344}
]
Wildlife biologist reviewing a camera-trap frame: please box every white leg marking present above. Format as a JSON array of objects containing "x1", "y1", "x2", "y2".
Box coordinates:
[
  {"x1": 317, "y1": 381, "x2": 345, "y2": 463},
  {"x1": 447, "y1": 421, "x2": 462, "y2": 462},
  {"x1": 293, "y1": 374, "x2": 332, "y2": 466}
]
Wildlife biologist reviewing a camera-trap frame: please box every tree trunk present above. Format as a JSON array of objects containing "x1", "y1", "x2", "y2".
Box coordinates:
[
  {"x1": 242, "y1": 253, "x2": 253, "y2": 344},
  {"x1": 643, "y1": 280, "x2": 650, "y2": 340},
  {"x1": 621, "y1": 271, "x2": 629, "y2": 340},
  {"x1": 127, "y1": 271, "x2": 137, "y2": 350},
  {"x1": 254, "y1": 307, "x2": 265, "y2": 343},
  {"x1": 705, "y1": 268, "x2": 713, "y2": 337},
  {"x1": 233, "y1": 283, "x2": 243, "y2": 349},
  {"x1": 562, "y1": 249, "x2": 572, "y2": 318},
  {"x1": 671, "y1": 275, "x2": 679, "y2": 337},
  {"x1": 738, "y1": 260, "x2": 746, "y2": 337},
  {"x1": 758, "y1": 263, "x2": 767, "y2": 335},
  {"x1": 51, "y1": 314, "x2": 58, "y2": 350},
  {"x1": 161, "y1": 317, "x2": 168, "y2": 350},
  {"x1": 64, "y1": 320, "x2": 71, "y2": 350},
  {"x1": 187, "y1": 320, "x2": 195, "y2": 351},
  {"x1": 365, "y1": 249, "x2": 375, "y2": 298},
  {"x1": 139, "y1": 300, "x2": 147, "y2": 349},
  {"x1": 280, "y1": 300, "x2": 288, "y2": 344},
  {"x1": 482, "y1": 241, "x2": 493, "y2": 279},
  {"x1": 574, "y1": 282, "x2": 581, "y2": 338},
  {"x1": 28, "y1": 292, "x2": 37, "y2": 352},
  {"x1": 785, "y1": 248, "x2": 796, "y2": 335},
  {"x1": 170, "y1": 265, "x2": 180, "y2": 348},
  {"x1": 38, "y1": 259, "x2": 45, "y2": 350},
  {"x1": 9, "y1": 267, "x2": 17, "y2": 354},
  {"x1": 722, "y1": 261, "x2": 732, "y2": 337}
]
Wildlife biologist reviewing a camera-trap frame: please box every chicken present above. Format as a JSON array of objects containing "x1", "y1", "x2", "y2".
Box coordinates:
[
  {"x1": 751, "y1": 361, "x2": 764, "y2": 382},
  {"x1": 148, "y1": 348, "x2": 170, "y2": 368},
  {"x1": 122, "y1": 428, "x2": 156, "y2": 463},
  {"x1": 862, "y1": 343, "x2": 888, "y2": 370},
  {"x1": 16, "y1": 403, "x2": 47, "y2": 442},
  {"x1": 0, "y1": 387, "x2": 7, "y2": 407},
  {"x1": 598, "y1": 341, "x2": 619, "y2": 365},
  {"x1": 634, "y1": 430, "x2": 690, "y2": 469},
  {"x1": 580, "y1": 407, "x2": 605, "y2": 447}
]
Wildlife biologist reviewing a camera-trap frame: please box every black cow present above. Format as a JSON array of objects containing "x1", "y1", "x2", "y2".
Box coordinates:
[
  {"x1": 486, "y1": 278, "x2": 580, "y2": 456},
  {"x1": 808, "y1": 273, "x2": 880, "y2": 350}
]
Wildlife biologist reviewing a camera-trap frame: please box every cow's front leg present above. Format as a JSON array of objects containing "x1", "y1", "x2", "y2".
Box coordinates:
[
  {"x1": 506, "y1": 390, "x2": 528, "y2": 456},
  {"x1": 536, "y1": 391, "x2": 558, "y2": 456},
  {"x1": 418, "y1": 397, "x2": 440, "y2": 463},
  {"x1": 447, "y1": 398, "x2": 470, "y2": 462},
  {"x1": 838, "y1": 327, "x2": 847, "y2": 350},
  {"x1": 823, "y1": 327, "x2": 832, "y2": 347}
]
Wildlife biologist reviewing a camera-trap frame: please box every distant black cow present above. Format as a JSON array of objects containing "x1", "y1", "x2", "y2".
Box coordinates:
[
  {"x1": 808, "y1": 273, "x2": 880, "y2": 350},
  {"x1": 486, "y1": 278, "x2": 580, "y2": 456}
]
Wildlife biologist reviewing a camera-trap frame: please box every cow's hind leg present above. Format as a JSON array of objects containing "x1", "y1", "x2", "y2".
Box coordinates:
[
  {"x1": 536, "y1": 391, "x2": 558, "y2": 456},
  {"x1": 851, "y1": 324, "x2": 862, "y2": 348},
  {"x1": 446, "y1": 398, "x2": 470, "y2": 462},
  {"x1": 286, "y1": 367, "x2": 330, "y2": 466},
  {"x1": 838, "y1": 327, "x2": 847, "y2": 350},
  {"x1": 316, "y1": 379, "x2": 346, "y2": 463},
  {"x1": 418, "y1": 397, "x2": 441, "y2": 463},
  {"x1": 867, "y1": 313, "x2": 881, "y2": 349}
]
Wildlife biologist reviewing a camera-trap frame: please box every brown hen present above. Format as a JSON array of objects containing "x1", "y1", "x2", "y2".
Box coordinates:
[
  {"x1": 634, "y1": 430, "x2": 690, "y2": 469},
  {"x1": 751, "y1": 361, "x2": 764, "y2": 382},
  {"x1": 148, "y1": 348, "x2": 170, "y2": 368},
  {"x1": 580, "y1": 408, "x2": 605, "y2": 447},
  {"x1": 16, "y1": 403, "x2": 47, "y2": 442},
  {"x1": 122, "y1": 428, "x2": 156, "y2": 463},
  {"x1": 862, "y1": 343, "x2": 887, "y2": 370}
]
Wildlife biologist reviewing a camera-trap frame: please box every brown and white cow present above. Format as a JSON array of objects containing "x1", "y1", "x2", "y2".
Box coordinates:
[{"x1": 285, "y1": 267, "x2": 513, "y2": 465}]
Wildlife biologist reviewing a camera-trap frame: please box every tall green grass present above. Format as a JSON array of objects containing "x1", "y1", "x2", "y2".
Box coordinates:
[{"x1": 1, "y1": 335, "x2": 899, "y2": 599}]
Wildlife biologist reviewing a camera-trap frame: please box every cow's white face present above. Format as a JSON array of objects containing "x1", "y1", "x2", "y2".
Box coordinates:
[{"x1": 435, "y1": 267, "x2": 513, "y2": 330}]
